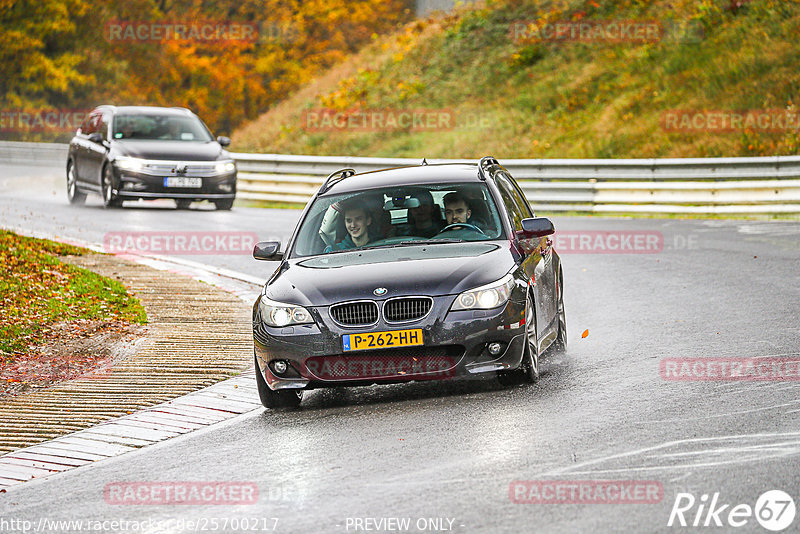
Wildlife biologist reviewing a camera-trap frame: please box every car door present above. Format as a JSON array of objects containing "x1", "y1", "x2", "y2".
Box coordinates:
[
  {"x1": 72, "y1": 113, "x2": 96, "y2": 184},
  {"x1": 83, "y1": 112, "x2": 110, "y2": 188},
  {"x1": 496, "y1": 172, "x2": 557, "y2": 341}
]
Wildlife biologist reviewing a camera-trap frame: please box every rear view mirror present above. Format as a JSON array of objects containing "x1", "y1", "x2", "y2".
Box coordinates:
[
  {"x1": 253, "y1": 241, "x2": 283, "y2": 261},
  {"x1": 519, "y1": 217, "x2": 555, "y2": 238},
  {"x1": 217, "y1": 136, "x2": 231, "y2": 147},
  {"x1": 384, "y1": 197, "x2": 420, "y2": 210},
  {"x1": 88, "y1": 132, "x2": 104, "y2": 144}
]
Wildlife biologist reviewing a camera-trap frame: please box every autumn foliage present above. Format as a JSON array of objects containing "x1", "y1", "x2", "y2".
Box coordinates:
[{"x1": 0, "y1": 0, "x2": 414, "y2": 139}]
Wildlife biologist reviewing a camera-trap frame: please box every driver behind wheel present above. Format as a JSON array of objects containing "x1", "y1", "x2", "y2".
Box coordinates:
[{"x1": 443, "y1": 191, "x2": 471, "y2": 225}]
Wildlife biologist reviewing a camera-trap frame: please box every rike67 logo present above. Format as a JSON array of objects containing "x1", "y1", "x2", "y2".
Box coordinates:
[{"x1": 668, "y1": 490, "x2": 796, "y2": 531}]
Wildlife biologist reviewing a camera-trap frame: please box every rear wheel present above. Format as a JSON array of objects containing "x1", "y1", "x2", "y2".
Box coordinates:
[
  {"x1": 66, "y1": 162, "x2": 86, "y2": 205},
  {"x1": 214, "y1": 199, "x2": 234, "y2": 210},
  {"x1": 175, "y1": 199, "x2": 192, "y2": 210},
  {"x1": 255, "y1": 355, "x2": 302, "y2": 408},
  {"x1": 102, "y1": 165, "x2": 122, "y2": 208},
  {"x1": 551, "y1": 267, "x2": 567, "y2": 352}
]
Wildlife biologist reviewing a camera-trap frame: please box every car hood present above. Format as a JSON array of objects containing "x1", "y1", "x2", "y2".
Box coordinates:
[
  {"x1": 113, "y1": 140, "x2": 225, "y2": 161},
  {"x1": 266, "y1": 242, "x2": 515, "y2": 307}
]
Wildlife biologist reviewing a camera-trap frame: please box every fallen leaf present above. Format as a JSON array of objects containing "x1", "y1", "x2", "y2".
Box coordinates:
[{"x1": 581, "y1": 329, "x2": 589, "y2": 339}]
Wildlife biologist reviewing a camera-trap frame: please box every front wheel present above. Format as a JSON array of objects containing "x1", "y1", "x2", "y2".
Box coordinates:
[
  {"x1": 66, "y1": 162, "x2": 86, "y2": 205},
  {"x1": 255, "y1": 356, "x2": 302, "y2": 408},
  {"x1": 214, "y1": 199, "x2": 234, "y2": 211},
  {"x1": 102, "y1": 165, "x2": 122, "y2": 208},
  {"x1": 497, "y1": 291, "x2": 539, "y2": 385},
  {"x1": 522, "y1": 291, "x2": 540, "y2": 382}
]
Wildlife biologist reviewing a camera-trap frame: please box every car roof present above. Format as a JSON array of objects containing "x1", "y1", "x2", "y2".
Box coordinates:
[
  {"x1": 94, "y1": 105, "x2": 196, "y2": 117},
  {"x1": 322, "y1": 163, "x2": 485, "y2": 195}
]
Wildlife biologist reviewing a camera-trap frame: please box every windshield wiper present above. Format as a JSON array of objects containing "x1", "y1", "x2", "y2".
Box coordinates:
[
  {"x1": 407, "y1": 238, "x2": 464, "y2": 245},
  {"x1": 356, "y1": 238, "x2": 465, "y2": 252}
]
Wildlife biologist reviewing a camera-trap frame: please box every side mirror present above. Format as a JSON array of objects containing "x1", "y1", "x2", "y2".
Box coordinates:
[
  {"x1": 217, "y1": 136, "x2": 231, "y2": 147},
  {"x1": 88, "y1": 132, "x2": 104, "y2": 144},
  {"x1": 519, "y1": 217, "x2": 555, "y2": 238},
  {"x1": 253, "y1": 241, "x2": 283, "y2": 261}
]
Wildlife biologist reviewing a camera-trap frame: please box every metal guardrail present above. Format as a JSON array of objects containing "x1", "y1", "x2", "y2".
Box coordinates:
[
  {"x1": 0, "y1": 141, "x2": 68, "y2": 167},
  {"x1": 232, "y1": 152, "x2": 800, "y2": 214},
  {"x1": 1, "y1": 141, "x2": 798, "y2": 214}
]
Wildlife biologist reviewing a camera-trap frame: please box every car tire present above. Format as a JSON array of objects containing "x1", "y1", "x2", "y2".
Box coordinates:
[
  {"x1": 102, "y1": 164, "x2": 122, "y2": 208},
  {"x1": 497, "y1": 291, "x2": 539, "y2": 385},
  {"x1": 521, "y1": 291, "x2": 540, "y2": 383},
  {"x1": 551, "y1": 267, "x2": 567, "y2": 353},
  {"x1": 214, "y1": 199, "x2": 234, "y2": 211},
  {"x1": 66, "y1": 161, "x2": 86, "y2": 205},
  {"x1": 175, "y1": 199, "x2": 192, "y2": 210},
  {"x1": 254, "y1": 355, "x2": 303, "y2": 408}
]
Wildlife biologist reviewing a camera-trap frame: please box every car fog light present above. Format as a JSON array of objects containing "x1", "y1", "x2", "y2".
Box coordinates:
[
  {"x1": 273, "y1": 360, "x2": 288, "y2": 375},
  {"x1": 487, "y1": 342, "x2": 503, "y2": 355},
  {"x1": 218, "y1": 183, "x2": 233, "y2": 192}
]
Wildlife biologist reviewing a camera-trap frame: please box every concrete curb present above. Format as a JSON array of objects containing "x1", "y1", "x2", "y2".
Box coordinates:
[{"x1": 0, "y1": 252, "x2": 264, "y2": 488}]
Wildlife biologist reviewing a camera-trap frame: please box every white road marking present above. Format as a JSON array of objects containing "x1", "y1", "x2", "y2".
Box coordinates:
[{"x1": 536, "y1": 431, "x2": 800, "y2": 477}]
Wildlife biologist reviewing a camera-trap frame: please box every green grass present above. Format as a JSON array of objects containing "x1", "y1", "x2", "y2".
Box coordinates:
[
  {"x1": 233, "y1": 0, "x2": 800, "y2": 159},
  {"x1": 0, "y1": 230, "x2": 147, "y2": 360}
]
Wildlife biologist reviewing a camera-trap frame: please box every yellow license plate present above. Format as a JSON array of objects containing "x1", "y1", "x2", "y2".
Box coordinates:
[{"x1": 343, "y1": 329, "x2": 423, "y2": 352}]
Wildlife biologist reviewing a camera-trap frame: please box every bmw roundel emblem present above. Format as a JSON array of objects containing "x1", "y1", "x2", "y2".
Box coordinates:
[{"x1": 373, "y1": 287, "x2": 388, "y2": 296}]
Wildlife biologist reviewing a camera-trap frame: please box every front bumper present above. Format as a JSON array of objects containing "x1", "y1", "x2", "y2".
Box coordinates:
[
  {"x1": 113, "y1": 167, "x2": 237, "y2": 200},
  {"x1": 253, "y1": 295, "x2": 527, "y2": 391}
]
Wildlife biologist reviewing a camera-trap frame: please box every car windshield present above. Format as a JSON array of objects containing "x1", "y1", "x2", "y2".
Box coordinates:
[
  {"x1": 111, "y1": 114, "x2": 214, "y2": 142},
  {"x1": 291, "y1": 182, "x2": 505, "y2": 259}
]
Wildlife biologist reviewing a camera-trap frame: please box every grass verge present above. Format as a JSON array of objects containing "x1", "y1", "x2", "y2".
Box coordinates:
[{"x1": 0, "y1": 230, "x2": 146, "y2": 362}]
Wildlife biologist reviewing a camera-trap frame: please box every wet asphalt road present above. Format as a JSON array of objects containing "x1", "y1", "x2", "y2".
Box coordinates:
[{"x1": 1, "y1": 165, "x2": 800, "y2": 533}]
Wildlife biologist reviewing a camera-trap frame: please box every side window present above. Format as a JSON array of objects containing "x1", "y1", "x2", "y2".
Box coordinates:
[
  {"x1": 497, "y1": 172, "x2": 533, "y2": 218},
  {"x1": 82, "y1": 113, "x2": 99, "y2": 135},
  {"x1": 495, "y1": 180, "x2": 524, "y2": 232},
  {"x1": 100, "y1": 114, "x2": 110, "y2": 140}
]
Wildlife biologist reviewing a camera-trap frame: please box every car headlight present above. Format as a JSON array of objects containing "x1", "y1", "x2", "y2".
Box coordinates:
[
  {"x1": 259, "y1": 295, "x2": 314, "y2": 327},
  {"x1": 451, "y1": 274, "x2": 515, "y2": 311},
  {"x1": 215, "y1": 160, "x2": 236, "y2": 174},
  {"x1": 114, "y1": 156, "x2": 145, "y2": 172}
]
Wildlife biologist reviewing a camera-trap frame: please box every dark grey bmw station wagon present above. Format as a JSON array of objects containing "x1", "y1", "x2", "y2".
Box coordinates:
[{"x1": 252, "y1": 157, "x2": 566, "y2": 408}]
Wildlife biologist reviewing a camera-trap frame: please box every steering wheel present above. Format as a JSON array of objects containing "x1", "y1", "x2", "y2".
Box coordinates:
[{"x1": 439, "y1": 223, "x2": 486, "y2": 235}]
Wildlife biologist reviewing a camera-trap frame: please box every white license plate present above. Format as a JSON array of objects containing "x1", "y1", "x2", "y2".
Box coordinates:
[{"x1": 163, "y1": 177, "x2": 202, "y2": 188}]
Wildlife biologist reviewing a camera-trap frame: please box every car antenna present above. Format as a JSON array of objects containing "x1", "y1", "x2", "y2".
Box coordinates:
[{"x1": 421, "y1": 158, "x2": 428, "y2": 166}]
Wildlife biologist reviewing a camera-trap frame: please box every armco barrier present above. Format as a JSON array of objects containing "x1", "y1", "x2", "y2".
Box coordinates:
[
  {"x1": 2, "y1": 141, "x2": 798, "y2": 214},
  {"x1": 231, "y1": 152, "x2": 800, "y2": 214}
]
